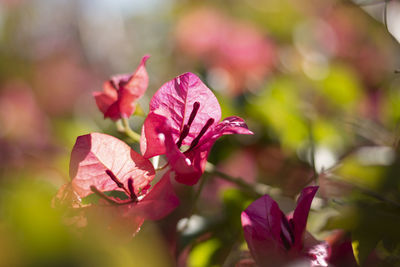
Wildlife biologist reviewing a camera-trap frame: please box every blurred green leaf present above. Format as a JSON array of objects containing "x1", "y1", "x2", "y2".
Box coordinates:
[
  {"x1": 188, "y1": 238, "x2": 221, "y2": 267},
  {"x1": 352, "y1": 231, "x2": 380, "y2": 266},
  {"x1": 221, "y1": 188, "x2": 253, "y2": 229},
  {"x1": 335, "y1": 157, "x2": 386, "y2": 190},
  {"x1": 238, "y1": 0, "x2": 304, "y2": 40},
  {"x1": 314, "y1": 64, "x2": 362, "y2": 111},
  {"x1": 247, "y1": 77, "x2": 308, "y2": 150}
]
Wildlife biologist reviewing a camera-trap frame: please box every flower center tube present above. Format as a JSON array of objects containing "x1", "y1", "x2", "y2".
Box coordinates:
[
  {"x1": 89, "y1": 170, "x2": 138, "y2": 205},
  {"x1": 176, "y1": 101, "x2": 214, "y2": 152},
  {"x1": 280, "y1": 213, "x2": 295, "y2": 250}
]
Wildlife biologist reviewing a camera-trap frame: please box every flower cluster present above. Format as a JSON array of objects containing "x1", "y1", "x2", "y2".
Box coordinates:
[
  {"x1": 58, "y1": 56, "x2": 253, "y2": 236},
  {"x1": 57, "y1": 56, "x2": 345, "y2": 266}
]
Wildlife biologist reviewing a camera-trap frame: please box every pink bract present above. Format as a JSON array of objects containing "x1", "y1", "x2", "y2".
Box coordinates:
[
  {"x1": 241, "y1": 186, "x2": 329, "y2": 267},
  {"x1": 140, "y1": 72, "x2": 253, "y2": 185},
  {"x1": 68, "y1": 133, "x2": 179, "y2": 235},
  {"x1": 93, "y1": 55, "x2": 149, "y2": 121},
  {"x1": 70, "y1": 132, "x2": 155, "y2": 198}
]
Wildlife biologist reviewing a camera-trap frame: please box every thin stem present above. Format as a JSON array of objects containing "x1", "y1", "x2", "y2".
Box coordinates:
[
  {"x1": 191, "y1": 174, "x2": 208, "y2": 214},
  {"x1": 120, "y1": 117, "x2": 141, "y2": 143},
  {"x1": 205, "y1": 162, "x2": 270, "y2": 197},
  {"x1": 178, "y1": 175, "x2": 208, "y2": 233},
  {"x1": 355, "y1": 0, "x2": 386, "y2": 6},
  {"x1": 155, "y1": 162, "x2": 169, "y2": 171},
  {"x1": 116, "y1": 120, "x2": 125, "y2": 132},
  {"x1": 383, "y1": 0, "x2": 389, "y2": 32},
  {"x1": 326, "y1": 175, "x2": 400, "y2": 209},
  {"x1": 307, "y1": 120, "x2": 318, "y2": 182}
]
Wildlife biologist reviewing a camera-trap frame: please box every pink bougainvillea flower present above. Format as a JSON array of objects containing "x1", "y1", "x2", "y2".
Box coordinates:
[
  {"x1": 241, "y1": 186, "x2": 329, "y2": 267},
  {"x1": 67, "y1": 132, "x2": 179, "y2": 234},
  {"x1": 140, "y1": 72, "x2": 253, "y2": 185},
  {"x1": 93, "y1": 55, "x2": 149, "y2": 121}
]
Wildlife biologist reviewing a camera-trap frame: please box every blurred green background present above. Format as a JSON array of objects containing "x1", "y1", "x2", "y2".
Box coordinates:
[{"x1": 1, "y1": 0, "x2": 400, "y2": 266}]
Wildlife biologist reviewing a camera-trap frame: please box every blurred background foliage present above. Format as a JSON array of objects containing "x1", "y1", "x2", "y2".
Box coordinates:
[{"x1": 1, "y1": 0, "x2": 400, "y2": 266}]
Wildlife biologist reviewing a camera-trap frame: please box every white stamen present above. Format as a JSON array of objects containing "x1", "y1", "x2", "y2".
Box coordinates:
[{"x1": 158, "y1": 133, "x2": 165, "y2": 142}]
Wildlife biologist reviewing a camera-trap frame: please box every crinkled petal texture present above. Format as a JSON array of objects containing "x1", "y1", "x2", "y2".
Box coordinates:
[
  {"x1": 93, "y1": 55, "x2": 149, "y2": 121},
  {"x1": 148, "y1": 72, "x2": 221, "y2": 145},
  {"x1": 241, "y1": 186, "x2": 328, "y2": 267},
  {"x1": 140, "y1": 72, "x2": 253, "y2": 185},
  {"x1": 70, "y1": 132, "x2": 155, "y2": 198}
]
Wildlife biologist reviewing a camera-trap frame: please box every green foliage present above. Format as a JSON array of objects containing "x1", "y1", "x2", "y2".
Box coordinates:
[
  {"x1": 313, "y1": 64, "x2": 362, "y2": 111},
  {"x1": 324, "y1": 153, "x2": 400, "y2": 266},
  {"x1": 247, "y1": 76, "x2": 308, "y2": 150}
]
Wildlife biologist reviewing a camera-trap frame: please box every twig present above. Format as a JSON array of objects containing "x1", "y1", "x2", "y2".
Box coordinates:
[
  {"x1": 383, "y1": 0, "x2": 389, "y2": 32},
  {"x1": 155, "y1": 162, "x2": 169, "y2": 171},
  {"x1": 354, "y1": 0, "x2": 386, "y2": 6},
  {"x1": 178, "y1": 175, "x2": 208, "y2": 233},
  {"x1": 326, "y1": 175, "x2": 400, "y2": 209},
  {"x1": 307, "y1": 119, "x2": 318, "y2": 182},
  {"x1": 120, "y1": 117, "x2": 141, "y2": 143},
  {"x1": 205, "y1": 162, "x2": 271, "y2": 197}
]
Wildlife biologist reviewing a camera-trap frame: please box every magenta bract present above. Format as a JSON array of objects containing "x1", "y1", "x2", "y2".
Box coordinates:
[
  {"x1": 140, "y1": 72, "x2": 253, "y2": 185},
  {"x1": 241, "y1": 186, "x2": 329, "y2": 267},
  {"x1": 93, "y1": 55, "x2": 149, "y2": 121}
]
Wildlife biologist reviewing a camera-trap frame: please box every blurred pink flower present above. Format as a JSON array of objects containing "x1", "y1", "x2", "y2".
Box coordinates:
[
  {"x1": 0, "y1": 82, "x2": 50, "y2": 146},
  {"x1": 0, "y1": 82, "x2": 53, "y2": 167},
  {"x1": 140, "y1": 72, "x2": 253, "y2": 185},
  {"x1": 93, "y1": 55, "x2": 149, "y2": 121},
  {"x1": 33, "y1": 47, "x2": 99, "y2": 116},
  {"x1": 175, "y1": 8, "x2": 276, "y2": 95},
  {"x1": 322, "y1": 7, "x2": 389, "y2": 86},
  {"x1": 241, "y1": 186, "x2": 329, "y2": 267}
]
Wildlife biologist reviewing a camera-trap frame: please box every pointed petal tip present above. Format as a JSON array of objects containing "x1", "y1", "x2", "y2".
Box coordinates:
[
  {"x1": 92, "y1": 91, "x2": 101, "y2": 97},
  {"x1": 240, "y1": 211, "x2": 251, "y2": 227},
  {"x1": 175, "y1": 72, "x2": 201, "y2": 83},
  {"x1": 141, "y1": 54, "x2": 150, "y2": 64},
  {"x1": 302, "y1": 186, "x2": 319, "y2": 197}
]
